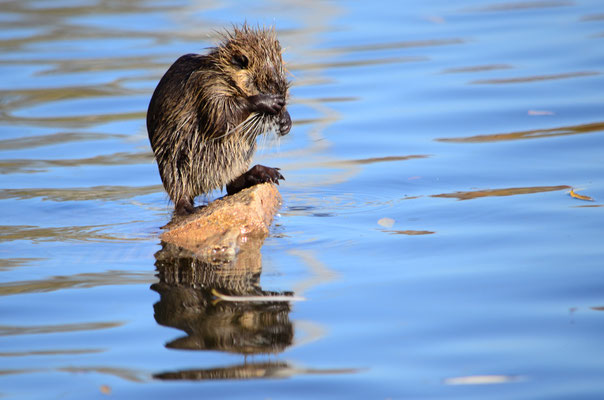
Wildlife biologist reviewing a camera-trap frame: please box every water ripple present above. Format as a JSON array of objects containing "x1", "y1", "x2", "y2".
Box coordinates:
[
  {"x1": 0, "y1": 224, "x2": 150, "y2": 243},
  {"x1": 0, "y1": 132, "x2": 126, "y2": 150},
  {"x1": 470, "y1": 71, "x2": 599, "y2": 85},
  {"x1": 0, "y1": 185, "x2": 163, "y2": 201},
  {"x1": 0, "y1": 321, "x2": 123, "y2": 337},
  {"x1": 469, "y1": 1, "x2": 573, "y2": 12},
  {"x1": 437, "y1": 121, "x2": 604, "y2": 143},
  {"x1": 0, "y1": 271, "x2": 155, "y2": 296},
  {"x1": 0, "y1": 151, "x2": 153, "y2": 174},
  {"x1": 432, "y1": 185, "x2": 571, "y2": 201}
]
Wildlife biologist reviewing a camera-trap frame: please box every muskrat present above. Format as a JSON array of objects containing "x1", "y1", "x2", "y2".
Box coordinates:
[{"x1": 147, "y1": 25, "x2": 291, "y2": 214}]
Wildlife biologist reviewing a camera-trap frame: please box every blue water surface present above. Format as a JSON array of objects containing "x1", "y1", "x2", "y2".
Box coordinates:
[{"x1": 1, "y1": 0, "x2": 603, "y2": 399}]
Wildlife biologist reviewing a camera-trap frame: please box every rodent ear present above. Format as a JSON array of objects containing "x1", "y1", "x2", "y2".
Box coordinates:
[{"x1": 231, "y1": 53, "x2": 249, "y2": 69}]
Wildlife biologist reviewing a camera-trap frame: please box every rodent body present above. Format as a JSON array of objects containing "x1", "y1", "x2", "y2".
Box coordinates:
[{"x1": 147, "y1": 25, "x2": 291, "y2": 214}]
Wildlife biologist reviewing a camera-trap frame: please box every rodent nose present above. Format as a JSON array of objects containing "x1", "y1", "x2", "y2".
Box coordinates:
[{"x1": 278, "y1": 109, "x2": 291, "y2": 136}]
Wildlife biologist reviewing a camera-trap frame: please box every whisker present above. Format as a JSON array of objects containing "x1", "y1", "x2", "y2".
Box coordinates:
[
  {"x1": 246, "y1": 114, "x2": 264, "y2": 143},
  {"x1": 209, "y1": 113, "x2": 259, "y2": 142}
]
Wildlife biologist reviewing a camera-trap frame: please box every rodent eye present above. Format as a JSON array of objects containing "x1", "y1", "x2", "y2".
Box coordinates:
[{"x1": 231, "y1": 54, "x2": 249, "y2": 69}]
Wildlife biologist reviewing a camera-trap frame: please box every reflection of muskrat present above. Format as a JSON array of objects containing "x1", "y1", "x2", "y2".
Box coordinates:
[{"x1": 147, "y1": 25, "x2": 291, "y2": 214}]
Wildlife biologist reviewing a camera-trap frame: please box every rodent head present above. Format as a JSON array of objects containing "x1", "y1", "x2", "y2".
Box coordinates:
[{"x1": 214, "y1": 25, "x2": 290, "y2": 100}]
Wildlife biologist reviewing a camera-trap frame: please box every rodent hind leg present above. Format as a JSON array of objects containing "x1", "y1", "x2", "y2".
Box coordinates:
[
  {"x1": 174, "y1": 197, "x2": 195, "y2": 215},
  {"x1": 226, "y1": 164, "x2": 284, "y2": 195}
]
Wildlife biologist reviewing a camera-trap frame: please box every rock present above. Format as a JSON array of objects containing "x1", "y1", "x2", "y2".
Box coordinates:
[{"x1": 160, "y1": 183, "x2": 282, "y2": 260}]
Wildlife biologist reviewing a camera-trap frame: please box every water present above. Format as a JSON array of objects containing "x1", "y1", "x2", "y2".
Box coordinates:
[{"x1": 1, "y1": 0, "x2": 604, "y2": 398}]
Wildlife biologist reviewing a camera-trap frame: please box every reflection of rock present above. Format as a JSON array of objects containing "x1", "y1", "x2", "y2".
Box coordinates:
[
  {"x1": 151, "y1": 241, "x2": 294, "y2": 355},
  {"x1": 154, "y1": 361, "x2": 360, "y2": 382},
  {"x1": 154, "y1": 361, "x2": 290, "y2": 381},
  {"x1": 153, "y1": 241, "x2": 262, "y2": 291}
]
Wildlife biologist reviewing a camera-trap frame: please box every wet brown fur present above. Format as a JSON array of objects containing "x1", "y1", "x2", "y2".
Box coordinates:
[{"x1": 147, "y1": 25, "x2": 290, "y2": 213}]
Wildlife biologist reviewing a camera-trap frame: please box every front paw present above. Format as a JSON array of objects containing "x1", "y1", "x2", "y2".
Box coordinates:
[
  {"x1": 226, "y1": 165, "x2": 285, "y2": 195},
  {"x1": 248, "y1": 94, "x2": 285, "y2": 115},
  {"x1": 245, "y1": 165, "x2": 284, "y2": 185}
]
